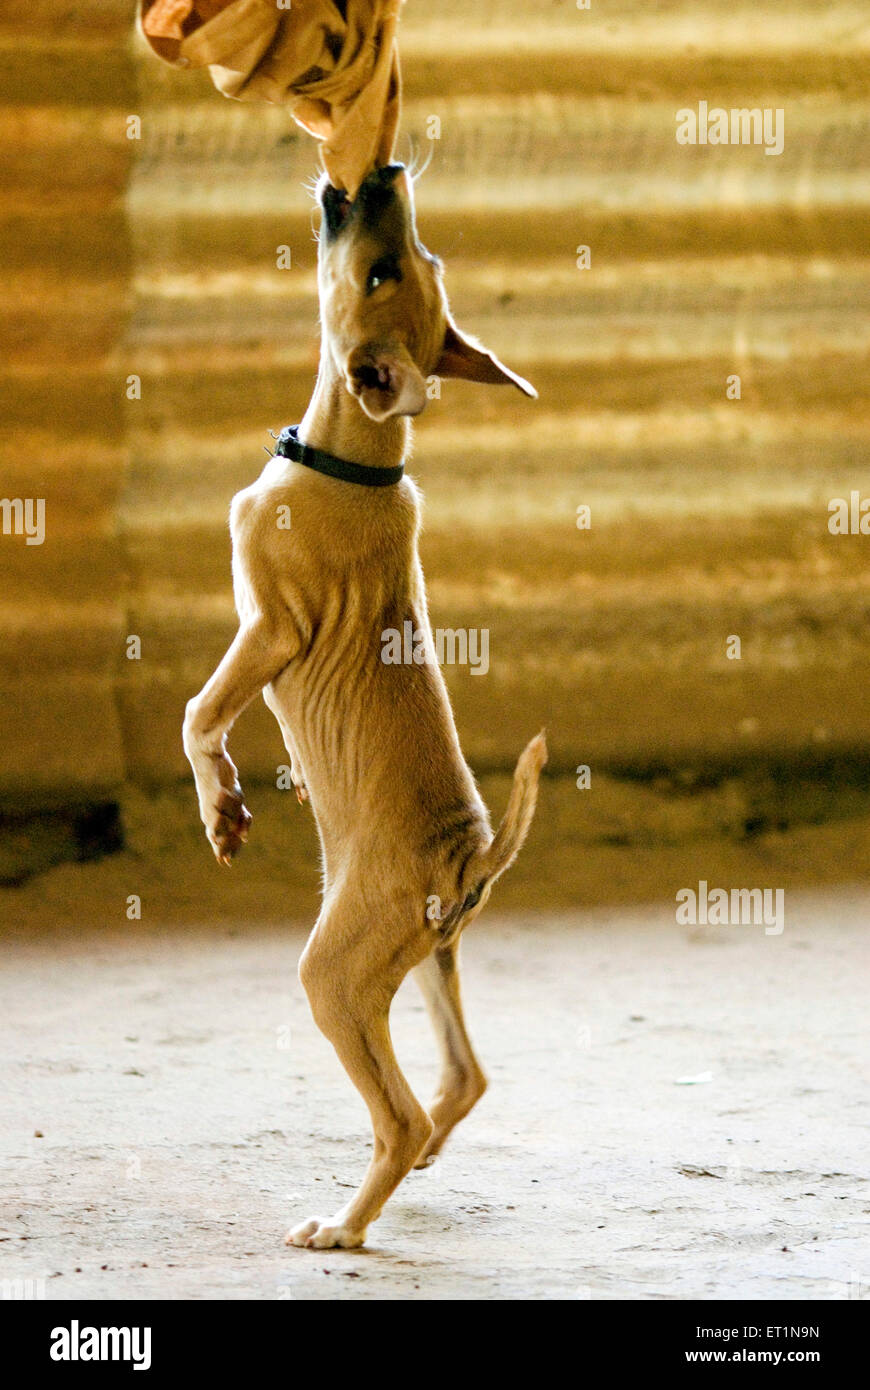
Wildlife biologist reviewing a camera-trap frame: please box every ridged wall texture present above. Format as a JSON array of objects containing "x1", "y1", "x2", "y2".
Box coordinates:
[{"x1": 1, "y1": 1, "x2": 868, "y2": 895}]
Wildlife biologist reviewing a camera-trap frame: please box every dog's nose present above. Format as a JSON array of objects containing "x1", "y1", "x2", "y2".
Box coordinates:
[
  {"x1": 321, "y1": 165, "x2": 407, "y2": 239},
  {"x1": 356, "y1": 164, "x2": 407, "y2": 230}
]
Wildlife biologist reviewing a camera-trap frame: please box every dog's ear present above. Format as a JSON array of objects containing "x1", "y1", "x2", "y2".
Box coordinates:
[
  {"x1": 434, "y1": 320, "x2": 537, "y2": 398},
  {"x1": 347, "y1": 345, "x2": 427, "y2": 420}
]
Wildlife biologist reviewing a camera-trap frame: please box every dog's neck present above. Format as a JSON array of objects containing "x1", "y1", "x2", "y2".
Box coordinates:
[{"x1": 298, "y1": 348, "x2": 410, "y2": 470}]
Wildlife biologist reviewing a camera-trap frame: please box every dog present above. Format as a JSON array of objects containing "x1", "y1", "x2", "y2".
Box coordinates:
[{"x1": 182, "y1": 163, "x2": 546, "y2": 1249}]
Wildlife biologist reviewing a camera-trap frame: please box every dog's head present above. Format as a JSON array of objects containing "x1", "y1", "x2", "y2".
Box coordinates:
[{"x1": 316, "y1": 163, "x2": 536, "y2": 421}]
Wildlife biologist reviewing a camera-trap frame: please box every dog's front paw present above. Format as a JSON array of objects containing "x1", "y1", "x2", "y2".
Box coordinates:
[
  {"x1": 284, "y1": 1216, "x2": 366, "y2": 1250},
  {"x1": 207, "y1": 786, "x2": 251, "y2": 865}
]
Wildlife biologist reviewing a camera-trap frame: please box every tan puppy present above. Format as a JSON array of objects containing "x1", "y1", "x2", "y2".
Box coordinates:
[{"x1": 183, "y1": 164, "x2": 546, "y2": 1249}]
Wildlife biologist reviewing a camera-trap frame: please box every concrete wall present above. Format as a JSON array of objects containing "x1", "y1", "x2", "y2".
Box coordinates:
[
  {"x1": 2, "y1": 1, "x2": 869, "y2": 881},
  {"x1": 1, "y1": 1, "x2": 136, "y2": 813}
]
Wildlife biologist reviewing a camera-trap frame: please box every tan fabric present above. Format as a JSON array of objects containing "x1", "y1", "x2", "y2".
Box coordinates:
[{"x1": 140, "y1": 0, "x2": 403, "y2": 197}]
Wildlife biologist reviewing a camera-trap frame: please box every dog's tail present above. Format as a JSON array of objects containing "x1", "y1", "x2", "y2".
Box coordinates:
[
  {"x1": 432, "y1": 732, "x2": 546, "y2": 945},
  {"x1": 468, "y1": 730, "x2": 547, "y2": 891}
]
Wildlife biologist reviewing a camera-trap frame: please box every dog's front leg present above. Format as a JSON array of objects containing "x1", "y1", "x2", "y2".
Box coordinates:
[{"x1": 183, "y1": 619, "x2": 294, "y2": 863}]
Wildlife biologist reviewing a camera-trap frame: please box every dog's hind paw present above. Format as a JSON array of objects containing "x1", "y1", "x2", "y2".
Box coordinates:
[{"x1": 284, "y1": 1216, "x2": 366, "y2": 1250}]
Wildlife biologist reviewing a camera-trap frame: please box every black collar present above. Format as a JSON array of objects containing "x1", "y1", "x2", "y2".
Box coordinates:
[{"x1": 273, "y1": 425, "x2": 405, "y2": 488}]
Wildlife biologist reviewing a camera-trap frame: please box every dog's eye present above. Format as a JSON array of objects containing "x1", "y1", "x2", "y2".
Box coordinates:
[{"x1": 366, "y1": 257, "x2": 402, "y2": 294}]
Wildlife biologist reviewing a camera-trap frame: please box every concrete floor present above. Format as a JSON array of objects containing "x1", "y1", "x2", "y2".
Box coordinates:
[{"x1": 1, "y1": 889, "x2": 868, "y2": 1301}]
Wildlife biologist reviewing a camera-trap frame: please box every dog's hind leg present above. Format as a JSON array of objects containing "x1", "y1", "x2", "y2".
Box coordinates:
[
  {"x1": 286, "y1": 919, "x2": 434, "y2": 1250},
  {"x1": 412, "y1": 940, "x2": 488, "y2": 1167}
]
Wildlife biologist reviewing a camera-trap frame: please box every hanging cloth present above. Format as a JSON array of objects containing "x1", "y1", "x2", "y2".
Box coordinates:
[{"x1": 139, "y1": 0, "x2": 403, "y2": 197}]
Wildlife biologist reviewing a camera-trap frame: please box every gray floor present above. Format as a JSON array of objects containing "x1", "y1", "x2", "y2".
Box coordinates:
[{"x1": 1, "y1": 890, "x2": 868, "y2": 1300}]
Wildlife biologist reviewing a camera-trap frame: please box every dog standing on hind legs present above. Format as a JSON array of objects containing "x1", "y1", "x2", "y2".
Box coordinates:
[{"x1": 183, "y1": 163, "x2": 546, "y2": 1249}]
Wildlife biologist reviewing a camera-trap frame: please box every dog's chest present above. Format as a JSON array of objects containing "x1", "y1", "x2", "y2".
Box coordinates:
[{"x1": 231, "y1": 470, "x2": 425, "y2": 629}]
